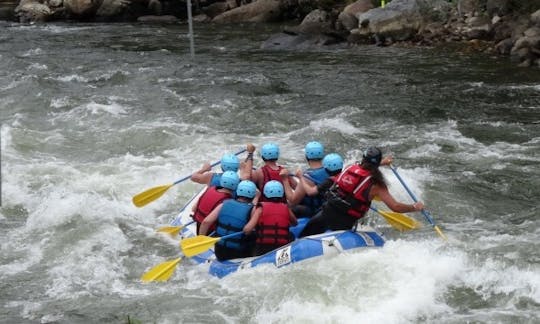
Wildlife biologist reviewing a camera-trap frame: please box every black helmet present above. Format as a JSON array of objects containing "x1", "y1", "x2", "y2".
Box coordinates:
[{"x1": 362, "y1": 147, "x2": 382, "y2": 166}]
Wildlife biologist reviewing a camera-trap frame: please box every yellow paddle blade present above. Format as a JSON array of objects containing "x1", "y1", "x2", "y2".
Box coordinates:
[
  {"x1": 141, "y1": 258, "x2": 182, "y2": 282},
  {"x1": 156, "y1": 226, "x2": 183, "y2": 236},
  {"x1": 434, "y1": 225, "x2": 448, "y2": 241},
  {"x1": 132, "y1": 184, "x2": 173, "y2": 208},
  {"x1": 378, "y1": 210, "x2": 421, "y2": 232},
  {"x1": 180, "y1": 235, "x2": 220, "y2": 257},
  {"x1": 373, "y1": 195, "x2": 381, "y2": 201}
]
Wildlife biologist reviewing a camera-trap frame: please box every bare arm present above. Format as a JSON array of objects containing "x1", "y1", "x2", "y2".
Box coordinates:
[
  {"x1": 298, "y1": 170, "x2": 318, "y2": 197},
  {"x1": 251, "y1": 169, "x2": 263, "y2": 188},
  {"x1": 370, "y1": 185, "x2": 424, "y2": 213},
  {"x1": 243, "y1": 206, "x2": 261, "y2": 234},
  {"x1": 280, "y1": 168, "x2": 295, "y2": 203},
  {"x1": 198, "y1": 203, "x2": 223, "y2": 235},
  {"x1": 191, "y1": 162, "x2": 213, "y2": 185},
  {"x1": 240, "y1": 143, "x2": 256, "y2": 180}
]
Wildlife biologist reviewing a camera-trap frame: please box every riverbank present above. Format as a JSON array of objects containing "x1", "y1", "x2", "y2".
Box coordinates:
[{"x1": 2, "y1": 0, "x2": 540, "y2": 67}]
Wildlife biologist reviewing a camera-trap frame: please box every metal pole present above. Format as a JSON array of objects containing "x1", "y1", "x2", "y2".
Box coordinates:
[{"x1": 187, "y1": 0, "x2": 195, "y2": 58}]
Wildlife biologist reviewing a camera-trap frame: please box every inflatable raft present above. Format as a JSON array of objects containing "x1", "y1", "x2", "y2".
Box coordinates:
[{"x1": 169, "y1": 188, "x2": 385, "y2": 278}]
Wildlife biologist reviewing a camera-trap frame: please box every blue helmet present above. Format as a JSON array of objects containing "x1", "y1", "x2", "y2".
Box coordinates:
[
  {"x1": 263, "y1": 180, "x2": 284, "y2": 198},
  {"x1": 236, "y1": 180, "x2": 257, "y2": 199},
  {"x1": 219, "y1": 170, "x2": 240, "y2": 191},
  {"x1": 363, "y1": 147, "x2": 382, "y2": 167},
  {"x1": 261, "y1": 143, "x2": 279, "y2": 161},
  {"x1": 323, "y1": 153, "x2": 343, "y2": 172},
  {"x1": 220, "y1": 153, "x2": 240, "y2": 172},
  {"x1": 305, "y1": 141, "x2": 324, "y2": 160}
]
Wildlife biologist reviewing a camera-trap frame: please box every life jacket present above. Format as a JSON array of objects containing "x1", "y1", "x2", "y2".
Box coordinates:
[
  {"x1": 256, "y1": 202, "x2": 291, "y2": 246},
  {"x1": 216, "y1": 200, "x2": 253, "y2": 250},
  {"x1": 299, "y1": 167, "x2": 330, "y2": 215},
  {"x1": 327, "y1": 164, "x2": 373, "y2": 219},
  {"x1": 193, "y1": 187, "x2": 232, "y2": 224},
  {"x1": 259, "y1": 165, "x2": 288, "y2": 203},
  {"x1": 259, "y1": 165, "x2": 283, "y2": 190}
]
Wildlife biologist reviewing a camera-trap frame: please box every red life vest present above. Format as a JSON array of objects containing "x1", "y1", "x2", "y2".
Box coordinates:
[
  {"x1": 259, "y1": 165, "x2": 283, "y2": 189},
  {"x1": 258, "y1": 165, "x2": 290, "y2": 203},
  {"x1": 331, "y1": 164, "x2": 373, "y2": 218},
  {"x1": 256, "y1": 202, "x2": 291, "y2": 246},
  {"x1": 193, "y1": 187, "x2": 232, "y2": 224}
]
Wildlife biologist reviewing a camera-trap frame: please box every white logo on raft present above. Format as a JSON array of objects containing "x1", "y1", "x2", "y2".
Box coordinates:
[{"x1": 275, "y1": 246, "x2": 292, "y2": 267}]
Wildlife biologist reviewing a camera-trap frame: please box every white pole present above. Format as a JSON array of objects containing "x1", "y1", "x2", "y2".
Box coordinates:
[{"x1": 187, "y1": 0, "x2": 195, "y2": 58}]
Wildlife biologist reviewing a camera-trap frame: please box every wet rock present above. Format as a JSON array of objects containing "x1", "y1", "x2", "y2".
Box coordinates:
[
  {"x1": 64, "y1": 0, "x2": 103, "y2": 16},
  {"x1": 212, "y1": 0, "x2": 283, "y2": 23},
  {"x1": 532, "y1": 10, "x2": 540, "y2": 26},
  {"x1": 486, "y1": 0, "x2": 511, "y2": 17},
  {"x1": 337, "y1": 0, "x2": 372, "y2": 31},
  {"x1": 464, "y1": 15, "x2": 491, "y2": 40},
  {"x1": 353, "y1": 0, "x2": 423, "y2": 41},
  {"x1": 261, "y1": 31, "x2": 347, "y2": 50},
  {"x1": 495, "y1": 37, "x2": 513, "y2": 55},
  {"x1": 295, "y1": 9, "x2": 333, "y2": 34},
  {"x1": 96, "y1": 0, "x2": 130, "y2": 17},
  {"x1": 202, "y1": 1, "x2": 229, "y2": 19},
  {"x1": 15, "y1": 0, "x2": 54, "y2": 22}
]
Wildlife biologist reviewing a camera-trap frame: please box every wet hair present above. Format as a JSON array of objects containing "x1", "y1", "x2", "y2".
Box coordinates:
[{"x1": 360, "y1": 160, "x2": 387, "y2": 188}]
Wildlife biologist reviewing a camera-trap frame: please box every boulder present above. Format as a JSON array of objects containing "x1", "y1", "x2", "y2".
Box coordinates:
[
  {"x1": 96, "y1": 0, "x2": 130, "y2": 17},
  {"x1": 337, "y1": 12, "x2": 357, "y2": 31},
  {"x1": 457, "y1": 0, "x2": 478, "y2": 16},
  {"x1": 212, "y1": 0, "x2": 283, "y2": 23},
  {"x1": 15, "y1": 0, "x2": 54, "y2": 22},
  {"x1": 337, "y1": 0, "x2": 373, "y2": 31},
  {"x1": 531, "y1": 9, "x2": 540, "y2": 26},
  {"x1": 295, "y1": 9, "x2": 333, "y2": 34},
  {"x1": 64, "y1": 0, "x2": 103, "y2": 16},
  {"x1": 261, "y1": 31, "x2": 347, "y2": 50},
  {"x1": 464, "y1": 15, "x2": 491, "y2": 40},
  {"x1": 343, "y1": 0, "x2": 373, "y2": 16},
  {"x1": 353, "y1": 0, "x2": 424, "y2": 41},
  {"x1": 495, "y1": 37, "x2": 513, "y2": 55},
  {"x1": 202, "y1": 1, "x2": 229, "y2": 18},
  {"x1": 486, "y1": 0, "x2": 511, "y2": 17}
]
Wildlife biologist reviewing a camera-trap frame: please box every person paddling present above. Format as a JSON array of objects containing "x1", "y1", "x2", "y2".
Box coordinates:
[
  {"x1": 199, "y1": 180, "x2": 258, "y2": 261},
  {"x1": 243, "y1": 180, "x2": 297, "y2": 256},
  {"x1": 300, "y1": 147, "x2": 424, "y2": 237},
  {"x1": 192, "y1": 170, "x2": 240, "y2": 234},
  {"x1": 191, "y1": 143, "x2": 255, "y2": 186},
  {"x1": 249, "y1": 142, "x2": 295, "y2": 202},
  {"x1": 281, "y1": 141, "x2": 329, "y2": 217}
]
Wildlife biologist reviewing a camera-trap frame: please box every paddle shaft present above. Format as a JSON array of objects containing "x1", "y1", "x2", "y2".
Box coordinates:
[
  {"x1": 389, "y1": 165, "x2": 436, "y2": 226},
  {"x1": 173, "y1": 148, "x2": 247, "y2": 185}
]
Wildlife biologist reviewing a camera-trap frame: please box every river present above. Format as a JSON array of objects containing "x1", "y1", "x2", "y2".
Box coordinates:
[{"x1": 1, "y1": 21, "x2": 539, "y2": 323}]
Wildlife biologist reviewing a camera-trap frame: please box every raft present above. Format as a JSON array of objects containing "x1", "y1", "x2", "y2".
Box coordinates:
[{"x1": 169, "y1": 188, "x2": 385, "y2": 278}]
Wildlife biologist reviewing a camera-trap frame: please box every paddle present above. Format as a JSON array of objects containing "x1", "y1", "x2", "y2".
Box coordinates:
[
  {"x1": 141, "y1": 257, "x2": 183, "y2": 282},
  {"x1": 156, "y1": 220, "x2": 195, "y2": 236},
  {"x1": 180, "y1": 231, "x2": 243, "y2": 257},
  {"x1": 132, "y1": 148, "x2": 246, "y2": 207},
  {"x1": 389, "y1": 165, "x2": 447, "y2": 240},
  {"x1": 370, "y1": 206, "x2": 420, "y2": 232}
]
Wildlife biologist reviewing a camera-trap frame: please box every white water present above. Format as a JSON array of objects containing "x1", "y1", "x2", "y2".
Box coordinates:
[{"x1": 1, "y1": 22, "x2": 539, "y2": 323}]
